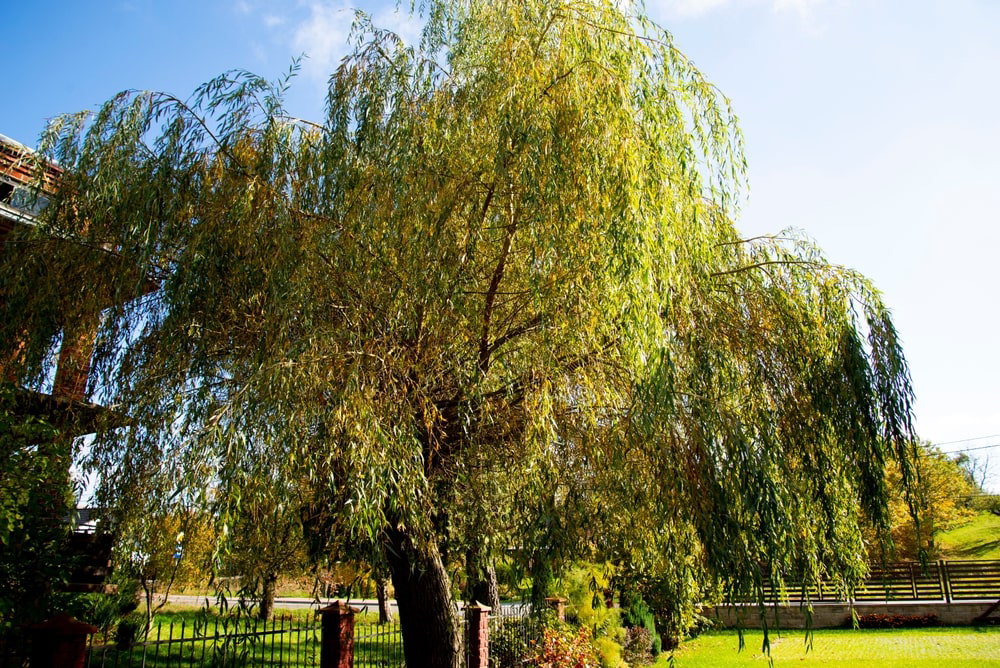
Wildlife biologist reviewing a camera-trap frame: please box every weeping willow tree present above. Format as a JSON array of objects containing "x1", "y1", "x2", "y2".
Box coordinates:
[{"x1": 0, "y1": 0, "x2": 917, "y2": 664}]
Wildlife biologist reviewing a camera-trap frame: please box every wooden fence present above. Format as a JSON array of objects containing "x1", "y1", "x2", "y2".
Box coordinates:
[{"x1": 759, "y1": 560, "x2": 1000, "y2": 604}]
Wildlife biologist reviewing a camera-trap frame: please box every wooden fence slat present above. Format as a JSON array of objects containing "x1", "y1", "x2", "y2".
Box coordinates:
[{"x1": 742, "y1": 560, "x2": 1000, "y2": 604}]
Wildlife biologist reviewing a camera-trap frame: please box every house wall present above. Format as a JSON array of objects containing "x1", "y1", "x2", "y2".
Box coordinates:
[{"x1": 1, "y1": 134, "x2": 94, "y2": 404}]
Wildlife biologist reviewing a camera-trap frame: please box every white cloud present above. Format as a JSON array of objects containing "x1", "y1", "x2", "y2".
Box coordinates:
[
  {"x1": 291, "y1": 1, "x2": 356, "y2": 84},
  {"x1": 370, "y1": 5, "x2": 423, "y2": 49},
  {"x1": 289, "y1": 2, "x2": 423, "y2": 86}
]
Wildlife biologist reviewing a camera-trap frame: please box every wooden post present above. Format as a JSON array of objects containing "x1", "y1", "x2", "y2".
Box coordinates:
[
  {"x1": 935, "y1": 560, "x2": 946, "y2": 601},
  {"x1": 318, "y1": 601, "x2": 358, "y2": 668},
  {"x1": 941, "y1": 560, "x2": 953, "y2": 604},
  {"x1": 29, "y1": 613, "x2": 98, "y2": 668},
  {"x1": 466, "y1": 602, "x2": 490, "y2": 668}
]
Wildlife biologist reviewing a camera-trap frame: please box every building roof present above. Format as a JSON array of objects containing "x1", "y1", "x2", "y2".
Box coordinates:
[{"x1": 0, "y1": 133, "x2": 60, "y2": 237}]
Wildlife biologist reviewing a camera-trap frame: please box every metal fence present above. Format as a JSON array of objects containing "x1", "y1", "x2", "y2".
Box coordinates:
[
  {"x1": 85, "y1": 615, "x2": 321, "y2": 668},
  {"x1": 353, "y1": 620, "x2": 404, "y2": 667},
  {"x1": 484, "y1": 604, "x2": 541, "y2": 668},
  {"x1": 347, "y1": 604, "x2": 541, "y2": 668}
]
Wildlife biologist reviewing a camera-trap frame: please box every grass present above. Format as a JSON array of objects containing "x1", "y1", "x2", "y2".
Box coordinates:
[
  {"x1": 937, "y1": 512, "x2": 1000, "y2": 559},
  {"x1": 659, "y1": 627, "x2": 1000, "y2": 667}
]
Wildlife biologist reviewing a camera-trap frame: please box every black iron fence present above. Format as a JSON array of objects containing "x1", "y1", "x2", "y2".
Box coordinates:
[
  {"x1": 353, "y1": 620, "x2": 404, "y2": 667},
  {"x1": 55, "y1": 605, "x2": 536, "y2": 668},
  {"x1": 85, "y1": 615, "x2": 321, "y2": 667},
  {"x1": 485, "y1": 605, "x2": 541, "y2": 668}
]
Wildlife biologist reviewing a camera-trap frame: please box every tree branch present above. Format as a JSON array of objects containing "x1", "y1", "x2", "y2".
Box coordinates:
[{"x1": 710, "y1": 259, "x2": 838, "y2": 278}]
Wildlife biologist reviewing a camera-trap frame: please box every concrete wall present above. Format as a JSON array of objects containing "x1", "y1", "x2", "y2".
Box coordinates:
[{"x1": 706, "y1": 601, "x2": 999, "y2": 629}]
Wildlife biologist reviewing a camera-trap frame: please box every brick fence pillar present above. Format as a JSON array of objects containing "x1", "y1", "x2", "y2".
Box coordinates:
[
  {"x1": 318, "y1": 601, "x2": 358, "y2": 668},
  {"x1": 29, "y1": 613, "x2": 98, "y2": 668},
  {"x1": 545, "y1": 597, "x2": 567, "y2": 622},
  {"x1": 466, "y1": 602, "x2": 490, "y2": 668}
]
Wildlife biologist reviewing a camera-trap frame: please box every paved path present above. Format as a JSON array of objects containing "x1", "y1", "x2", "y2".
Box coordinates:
[
  {"x1": 160, "y1": 594, "x2": 395, "y2": 614},
  {"x1": 160, "y1": 595, "x2": 529, "y2": 617}
]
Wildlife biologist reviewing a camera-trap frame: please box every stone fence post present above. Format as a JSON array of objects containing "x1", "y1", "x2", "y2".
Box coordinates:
[
  {"x1": 29, "y1": 613, "x2": 98, "y2": 668},
  {"x1": 466, "y1": 602, "x2": 490, "y2": 668},
  {"x1": 318, "y1": 601, "x2": 358, "y2": 668},
  {"x1": 545, "y1": 596, "x2": 567, "y2": 622}
]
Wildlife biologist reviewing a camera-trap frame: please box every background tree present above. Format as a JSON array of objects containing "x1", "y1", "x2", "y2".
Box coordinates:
[
  {"x1": 883, "y1": 442, "x2": 977, "y2": 559},
  {"x1": 952, "y1": 452, "x2": 1000, "y2": 518},
  {"x1": 0, "y1": 1, "x2": 918, "y2": 665},
  {"x1": 213, "y1": 466, "x2": 309, "y2": 621},
  {"x1": 119, "y1": 499, "x2": 214, "y2": 634}
]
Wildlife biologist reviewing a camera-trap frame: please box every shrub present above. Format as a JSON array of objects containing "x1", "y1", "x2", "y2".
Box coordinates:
[
  {"x1": 856, "y1": 613, "x2": 939, "y2": 629},
  {"x1": 685, "y1": 611, "x2": 715, "y2": 639},
  {"x1": 527, "y1": 626, "x2": 600, "y2": 668},
  {"x1": 563, "y1": 564, "x2": 621, "y2": 637},
  {"x1": 623, "y1": 626, "x2": 654, "y2": 664},
  {"x1": 116, "y1": 614, "x2": 144, "y2": 649},
  {"x1": 595, "y1": 634, "x2": 625, "y2": 667},
  {"x1": 620, "y1": 591, "x2": 662, "y2": 658}
]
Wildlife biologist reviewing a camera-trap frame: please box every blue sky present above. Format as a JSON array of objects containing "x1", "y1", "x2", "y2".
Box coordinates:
[{"x1": 4, "y1": 0, "x2": 1000, "y2": 487}]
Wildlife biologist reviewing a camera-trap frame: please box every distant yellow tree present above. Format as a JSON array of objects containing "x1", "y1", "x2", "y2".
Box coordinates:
[
  {"x1": 123, "y1": 507, "x2": 215, "y2": 634},
  {"x1": 884, "y1": 442, "x2": 976, "y2": 559}
]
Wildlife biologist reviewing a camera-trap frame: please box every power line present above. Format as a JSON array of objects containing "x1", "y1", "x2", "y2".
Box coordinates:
[
  {"x1": 931, "y1": 433, "x2": 1000, "y2": 447},
  {"x1": 939, "y1": 443, "x2": 1000, "y2": 454}
]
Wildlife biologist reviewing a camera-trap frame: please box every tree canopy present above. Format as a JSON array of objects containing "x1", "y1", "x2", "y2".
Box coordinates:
[{"x1": 0, "y1": 1, "x2": 917, "y2": 664}]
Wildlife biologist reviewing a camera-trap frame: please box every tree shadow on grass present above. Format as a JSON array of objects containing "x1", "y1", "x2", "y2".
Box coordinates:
[{"x1": 952, "y1": 538, "x2": 1000, "y2": 559}]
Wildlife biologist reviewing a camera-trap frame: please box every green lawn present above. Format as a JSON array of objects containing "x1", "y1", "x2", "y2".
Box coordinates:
[
  {"x1": 661, "y1": 627, "x2": 1000, "y2": 667},
  {"x1": 937, "y1": 512, "x2": 1000, "y2": 559}
]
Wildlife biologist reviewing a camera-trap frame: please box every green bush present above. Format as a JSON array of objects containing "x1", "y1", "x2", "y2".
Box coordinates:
[
  {"x1": 561, "y1": 563, "x2": 625, "y2": 667},
  {"x1": 0, "y1": 384, "x2": 76, "y2": 629},
  {"x1": 116, "y1": 614, "x2": 144, "y2": 650},
  {"x1": 595, "y1": 634, "x2": 625, "y2": 667},
  {"x1": 494, "y1": 559, "x2": 531, "y2": 600},
  {"x1": 63, "y1": 576, "x2": 140, "y2": 636},
  {"x1": 620, "y1": 590, "x2": 662, "y2": 658},
  {"x1": 563, "y1": 564, "x2": 619, "y2": 635}
]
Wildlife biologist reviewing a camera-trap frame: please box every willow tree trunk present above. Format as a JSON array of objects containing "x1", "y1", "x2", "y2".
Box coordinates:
[
  {"x1": 385, "y1": 525, "x2": 462, "y2": 668},
  {"x1": 530, "y1": 550, "x2": 554, "y2": 614},
  {"x1": 465, "y1": 546, "x2": 500, "y2": 610},
  {"x1": 376, "y1": 576, "x2": 393, "y2": 624},
  {"x1": 259, "y1": 573, "x2": 277, "y2": 621}
]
